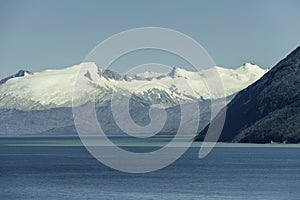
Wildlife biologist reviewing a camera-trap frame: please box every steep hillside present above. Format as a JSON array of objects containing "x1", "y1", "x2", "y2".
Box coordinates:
[{"x1": 195, "y1": 46, "x2": 300, "y2": 143}]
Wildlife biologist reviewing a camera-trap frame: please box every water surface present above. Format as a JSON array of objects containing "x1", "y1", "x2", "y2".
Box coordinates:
[{"x1": 0, "y1": 137, "x2": 299, "y2": 200}]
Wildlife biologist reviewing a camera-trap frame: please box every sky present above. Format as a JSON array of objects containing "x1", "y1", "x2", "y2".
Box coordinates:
[{"x1": 1, "y1": 0, "x2": 300, "y2": 78}]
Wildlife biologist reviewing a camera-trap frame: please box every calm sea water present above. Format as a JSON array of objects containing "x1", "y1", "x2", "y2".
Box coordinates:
[{"x1": 0, "y1": 137, "x2": 299, "y2": 200}]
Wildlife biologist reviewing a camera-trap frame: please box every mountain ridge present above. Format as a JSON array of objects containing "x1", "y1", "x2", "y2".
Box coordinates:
[{"x1": 0, "y1": 63, "x2": 266, "y2": 111}]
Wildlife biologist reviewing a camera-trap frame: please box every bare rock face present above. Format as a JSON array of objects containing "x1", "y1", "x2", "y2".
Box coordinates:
[{"x1": 0, "y1": 70, "x2": 33, "y2": 84}]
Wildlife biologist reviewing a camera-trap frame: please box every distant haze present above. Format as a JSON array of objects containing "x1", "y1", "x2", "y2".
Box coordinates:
[{"x1": 1, "y1": 0, "x2": 300, "y2": 78}]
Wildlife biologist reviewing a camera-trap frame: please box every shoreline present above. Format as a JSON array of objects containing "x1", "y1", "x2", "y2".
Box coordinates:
[{"x1": 0, "y1": 136, "x2": 299, "y2": 148}]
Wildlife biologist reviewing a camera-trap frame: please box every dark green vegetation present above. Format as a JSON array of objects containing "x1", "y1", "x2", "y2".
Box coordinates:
[{"x1": 195, "y1": 46, "x2": 300, "y2": 143}]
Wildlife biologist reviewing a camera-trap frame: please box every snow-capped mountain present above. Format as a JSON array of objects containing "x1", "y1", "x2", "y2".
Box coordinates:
[
  {"x1": 0, "y1": 70, "x2": 33, "y2": 84},
  {"x1": 0, "y1": 62, "x2": 267, "y2": 136},
  {"x1": 0, "y1": 62, "x2": 267, "y2": 110}
]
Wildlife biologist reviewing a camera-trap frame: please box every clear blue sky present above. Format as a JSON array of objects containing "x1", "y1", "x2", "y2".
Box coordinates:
[{"x1": 1, "y1": 0, "x2": 300, "y2": 78}]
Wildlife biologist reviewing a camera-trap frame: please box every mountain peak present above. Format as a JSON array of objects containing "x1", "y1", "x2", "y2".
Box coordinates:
[
  {"x1": 239, "y1": 63, "x2": 260, "y2": 70},
  {"x1": 168, "y1": 67, "x2": 178, "y2": 78},
  {"x1": 168, "y1": 67, "x2": 192, "y2": 78},
  {"x1": 17, "y1": 69, "x2": 33, "y2": 75},
  {"x1": 0, "y1": 69, "x2": 33, "y2": 84}
]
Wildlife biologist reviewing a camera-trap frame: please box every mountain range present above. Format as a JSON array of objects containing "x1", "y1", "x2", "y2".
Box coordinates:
[
  {"x1": 0, "y1": 62, "x2": 266, "y2": 110},
  {"x1": 0, "y1": 63, "x2": 266, "y2": 136}
]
